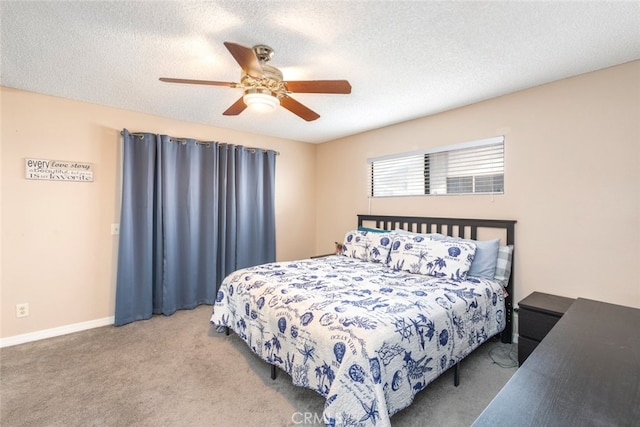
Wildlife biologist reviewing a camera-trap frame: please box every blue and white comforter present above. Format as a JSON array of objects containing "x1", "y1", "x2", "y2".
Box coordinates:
[{"x1": 210, "y1": 255, "x2": 505, "y2": 426}]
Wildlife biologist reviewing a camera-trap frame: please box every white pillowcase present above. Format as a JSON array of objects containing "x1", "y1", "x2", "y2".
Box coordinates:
[
  {"x1": 388, "y1": 234, "x2": 477, "y2": 281},
  {"x1": 341, "y1": 230, "x2": 394, "y2": 264},
  {"x1": 441, "y1": 237, "x2": 500, "y2": 279}
]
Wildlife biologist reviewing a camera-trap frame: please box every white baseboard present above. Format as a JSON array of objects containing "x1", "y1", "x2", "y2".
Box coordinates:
[{"x1": 0, "y1": 316, "x2": 114, "y2": 348}]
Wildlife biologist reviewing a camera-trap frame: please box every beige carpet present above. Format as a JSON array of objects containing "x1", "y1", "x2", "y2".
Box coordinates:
[{"x1": 0, "y1": 304, "x2": 517, "y2": 426}]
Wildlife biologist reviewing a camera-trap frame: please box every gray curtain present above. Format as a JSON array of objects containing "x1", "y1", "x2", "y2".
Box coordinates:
[{"x1": 115, "y1": 129, "x2": 276, "y2": 326}]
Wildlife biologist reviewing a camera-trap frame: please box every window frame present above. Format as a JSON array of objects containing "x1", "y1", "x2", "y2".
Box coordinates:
[{"x1": 368, "y1": 136, "x2": 505, "y2": 197}]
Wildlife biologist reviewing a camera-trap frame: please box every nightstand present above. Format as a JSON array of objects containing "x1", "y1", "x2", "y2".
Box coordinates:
[
  {"x1": 310, "y1": 253, "x2": 336, "y2": 259},
  {"x1": 518, "y1": 292, "x2": 575, "y2": 366}
]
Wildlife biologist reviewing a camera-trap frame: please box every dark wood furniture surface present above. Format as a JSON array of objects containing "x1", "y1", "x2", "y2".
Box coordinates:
[
  {"x1": 358, "y1": 214, "x2": 516, "y2": 343},
  {"x1": 473, "y1": 298, "x2": 640, "y2": 427},
  {"x1": 310, "y1": 253, "x2": 335, "y2": 259},
  {"x1": 517, "y1": 292, "x2": 575, "y2": 365}
]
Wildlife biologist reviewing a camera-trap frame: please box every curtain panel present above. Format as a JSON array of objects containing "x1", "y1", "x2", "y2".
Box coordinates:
[{"x1": 115, "y1": 129, "x2": 276, "y2": 326}]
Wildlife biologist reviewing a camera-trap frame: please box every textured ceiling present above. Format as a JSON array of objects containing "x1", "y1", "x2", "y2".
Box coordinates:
[{"x1": 1, "y1": 1, "x2": 639, "y2": 144}]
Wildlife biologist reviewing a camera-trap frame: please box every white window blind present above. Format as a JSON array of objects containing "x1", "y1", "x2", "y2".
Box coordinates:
[{"x1": 368, "y1": 136, "x2": 504, "y2": 197}]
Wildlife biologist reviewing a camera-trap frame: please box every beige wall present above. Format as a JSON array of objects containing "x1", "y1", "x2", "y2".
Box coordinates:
[
  {"x1": 316, "y1": 61, "x2": 640, "y2": 309},
  {"x1": 0, "y1": 87, "x2": 316, "y2": 339},
  {"x1": 2, "y1": 61, "x2": 638, "y2": 340}
]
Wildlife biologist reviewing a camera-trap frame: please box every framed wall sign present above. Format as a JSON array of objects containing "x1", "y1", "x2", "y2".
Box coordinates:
[{"x1": 25, "y1": 158, "x2": 94, "y2": 182}]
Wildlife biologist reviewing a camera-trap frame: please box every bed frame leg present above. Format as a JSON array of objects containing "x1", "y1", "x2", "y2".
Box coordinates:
[
  {"x1": 271, "y1": 364, "x2": 277, "y2": 380},
  {"x1": 225, "y1": 326, "x2": 230, "y2": 336},
  {"x1": 454, "y1": 362, "x2": 460, "y2": 387}
]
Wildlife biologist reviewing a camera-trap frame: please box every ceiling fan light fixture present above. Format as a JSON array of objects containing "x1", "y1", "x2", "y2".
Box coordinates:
[
  {"x1": 243, "y1": 92, "x2": 279, "y2": 113},
  {"x1": 160, "y1": 41, "x2": 351, "y2": 120}
]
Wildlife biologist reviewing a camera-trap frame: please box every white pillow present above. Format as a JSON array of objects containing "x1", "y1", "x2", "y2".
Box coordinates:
[
  {"x1": 442, "y1": 237, "x2": 500, "y2": 279},
  {"x1": 388, "y1": 234, "x2": 477, "y2": 281},
  {"x1": 341, "y1": 230, "x2": 394, "y2": 264}
]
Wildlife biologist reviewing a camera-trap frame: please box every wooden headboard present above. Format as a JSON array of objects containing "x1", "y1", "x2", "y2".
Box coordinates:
[{"x1": 357, "y1": 214, "x2": 516, "y2": 344}]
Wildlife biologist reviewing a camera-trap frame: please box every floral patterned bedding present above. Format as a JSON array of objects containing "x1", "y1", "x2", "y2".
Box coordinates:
[{"x1": 210, "y1": 255, "x2": 505, "y2": 426}]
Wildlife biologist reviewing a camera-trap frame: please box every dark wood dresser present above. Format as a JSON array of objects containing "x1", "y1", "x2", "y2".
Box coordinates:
[
  {"x1": 473, "y1": 298, "x2": 640, "y2": 426},
  {"x1": 517, "y1": 292, "x2": 575, "y2": 365}
]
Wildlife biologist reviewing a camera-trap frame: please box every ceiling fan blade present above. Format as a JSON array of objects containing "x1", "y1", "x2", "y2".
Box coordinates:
[
  {"x1": 280, "y1": 96, "x2": 320, "y2": 121},
  {"x1": 284, "y1": 80, "x2": 352, "y2": 94},
  {"x1": 222, "y1": 97, "x2": 247, "y2": 116},
  {"x1": 223, "y1": 41, "x2": 264, "y2": 79},
  {"x1": 159, "y1": 77, "x2": 236, "y2": 87}
]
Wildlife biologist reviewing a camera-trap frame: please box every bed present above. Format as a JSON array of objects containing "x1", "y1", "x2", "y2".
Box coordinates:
[{"x1": 210, "y1": 214, "x2": 516, "y2": 426}]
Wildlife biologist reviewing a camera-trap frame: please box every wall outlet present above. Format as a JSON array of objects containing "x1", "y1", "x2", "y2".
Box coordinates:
[
  {"x1": 16, "y1": 303, "x2": 29, "y2": 318},
  {"x1": 111, "y1": 223, "x2": 120, "y2": 235}
]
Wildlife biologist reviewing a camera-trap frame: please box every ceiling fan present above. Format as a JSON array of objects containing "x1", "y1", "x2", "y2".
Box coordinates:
[{"x1": 159, "y1": 41, "x2": 351, "y2": 121}]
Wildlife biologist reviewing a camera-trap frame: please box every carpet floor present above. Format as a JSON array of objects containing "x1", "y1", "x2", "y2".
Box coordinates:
[{"x1": 0, "y1": 304, "x2": 517, "y2": 426}]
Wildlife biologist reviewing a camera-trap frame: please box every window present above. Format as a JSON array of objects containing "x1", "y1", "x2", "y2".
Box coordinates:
[{"x1": 369, "y1": 136, "x2": 504, "y2": 197}]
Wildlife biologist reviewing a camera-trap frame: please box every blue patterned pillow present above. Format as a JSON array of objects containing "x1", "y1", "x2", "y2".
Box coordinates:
[
  {"x1": 442, "y1": 237, "x2": 500, "y2": 279},
  {"x1": 388, "y1": 234, "x2": 477, "y2": 281},
  {"x1": 341, "y1": 230, "x2": 394, "y2": 264}
]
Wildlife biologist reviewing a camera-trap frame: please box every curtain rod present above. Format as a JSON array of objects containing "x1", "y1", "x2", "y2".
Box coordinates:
[{"x1": 120, "y1": 131, "x2": 280, "y2": 155}]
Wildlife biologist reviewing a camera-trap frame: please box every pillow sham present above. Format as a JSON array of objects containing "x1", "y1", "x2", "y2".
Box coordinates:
[
  {"x1": 494, "y1": 245, "x2": 514, "y2": 287},
  {"x1": 442, "y1": 237, "x2": 500, "y2": 279},
  {"x1": 388, "y1": 234, "x2": 477, "y2": 281},
  {"x1": 341, "y1": 230, "x2": 394, "y2": 264}
]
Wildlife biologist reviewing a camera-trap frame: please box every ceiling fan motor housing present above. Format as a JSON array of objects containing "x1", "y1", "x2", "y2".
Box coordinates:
[{"x1": 241, "y1": 62, "x2": 286, "y2": 98}]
